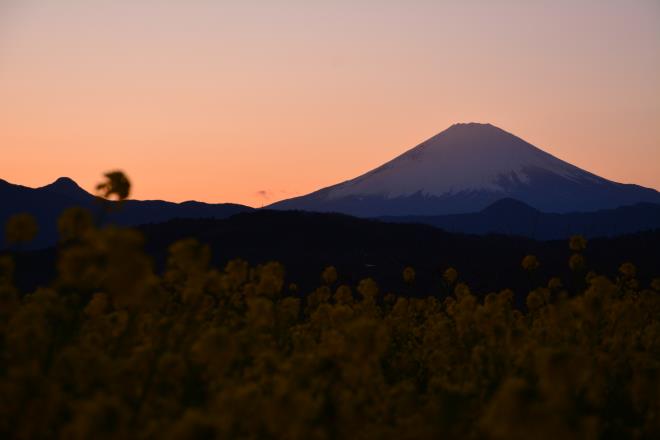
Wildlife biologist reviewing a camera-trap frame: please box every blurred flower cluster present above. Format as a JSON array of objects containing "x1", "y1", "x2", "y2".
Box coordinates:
[{"x1": 0, "y1": 174, "x2": 658, "y2": 439}]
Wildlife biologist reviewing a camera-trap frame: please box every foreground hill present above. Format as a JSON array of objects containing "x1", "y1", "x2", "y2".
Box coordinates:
[
  {"x1": 141, "y1": 211, "x2": 660, "y2": 298},
  {"x1": 0, "y1": 177, "x2": 252, "y2": 248},
  {"x1": 15, "y1": 210, "x2": 660, "y2": 301},
  {"x1": 270, "y1": 123, "x2": 660, "y2": 216}
]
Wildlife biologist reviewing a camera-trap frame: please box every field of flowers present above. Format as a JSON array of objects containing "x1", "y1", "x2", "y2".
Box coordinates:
[{"x1": 1, "y1": 173, "x2": 658, "y2": 439}]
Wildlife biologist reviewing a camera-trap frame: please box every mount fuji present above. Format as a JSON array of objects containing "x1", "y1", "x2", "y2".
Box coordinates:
[{"x1": 269, "y1": 123, "x2": 660, "y2": 216}]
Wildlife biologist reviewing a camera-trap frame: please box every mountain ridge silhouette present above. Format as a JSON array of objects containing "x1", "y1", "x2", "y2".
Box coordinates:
[
  {"x1": 3, "y1": 173, "x2": 660, "y2": 248},
  {"x1": 0, "y1": 177, "x2": 252, "y2": 248}
]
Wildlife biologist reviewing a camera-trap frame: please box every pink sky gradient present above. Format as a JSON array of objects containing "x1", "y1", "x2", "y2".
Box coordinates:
[{"x1": 1, "y1": 1, "x2": 659, "y2": 207}]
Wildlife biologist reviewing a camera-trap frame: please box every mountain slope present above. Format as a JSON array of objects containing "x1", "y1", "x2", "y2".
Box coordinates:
[
  {"x1": 269, "y1": 123, "x2": 660, "y2": 216},
  {"x1": 0, "y1": 177, "x2": 252, "y2": 248}
]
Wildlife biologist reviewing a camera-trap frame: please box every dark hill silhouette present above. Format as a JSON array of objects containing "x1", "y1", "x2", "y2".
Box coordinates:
[
  {"x1": 13, "y1": 210, "x2": 660, "y2": 307},
  {"x1": 380, "y1": 199, "x2": 660, "y2": 240},
  {"x1": 4, "y1": 176, "x2": 660, "y2": 248},
  {"x1": 38, "y1": 177, "x2": 93, "y2": 203},
  {"x1": 0, "y1": 177, "x2": 253, "y2": 248}
]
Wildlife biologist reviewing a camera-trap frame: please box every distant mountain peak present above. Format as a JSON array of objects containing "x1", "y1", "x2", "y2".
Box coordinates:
[
  {"x1": 444, "y1": 122, "x2": 509, "y2": 136},
  {"x1": 270, "y1": 123, "x2": 660, "y2": 216},
  {"x1": 326, "y1": 122, "x2": 594, "y2": 200},
  {"x1": 448, "y1": 121, "x2": 496, "y2": 129},
  {"x1": 49, "y1": 176, "x2": 79, "y2": 187},
  {"x1": 39, "y1": 177, "x2": 92, "y2": 202},
  {"x1": 423, "y1": 122, "x2": 528, "y2": 150}
]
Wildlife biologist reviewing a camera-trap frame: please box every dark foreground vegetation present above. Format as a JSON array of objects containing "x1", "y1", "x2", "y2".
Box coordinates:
[
  {"x1": 12, "y1": 211, "x2": 660, "y2": 307},
  {"x1": 1, "y1": 173, "x2": 659, "y2": 439}
]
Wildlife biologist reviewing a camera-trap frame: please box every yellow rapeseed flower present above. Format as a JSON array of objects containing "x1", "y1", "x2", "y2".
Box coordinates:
[
  {"x1": 321, "y1": 266, "x2": 338, "y2": 285},
  {"x1": 569, "y1": 235, "x2": 587, "y2": 252},
  {"x1": 402, "y1": 266, "x2": 416, "y2": 284},
  {"x1": 443, "y1": 267, "x2": 458, "y2": 284},
  {"x1": 569, "y1": 253, "x2": 585, "y2": 272},
  {"x1": 618, "y1": 262, "x2": 637, "y2": 279},
  {"x1": 521, "y1": 255, "x2": 540, "y2": 272},
  {"x1": 5, "y1": 213, "x2": 38, "y2": 244}
]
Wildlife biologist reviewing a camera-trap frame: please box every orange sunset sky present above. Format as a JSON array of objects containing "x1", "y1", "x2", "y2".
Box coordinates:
[{"x1": 1, "y1": 1, "x2": 659, "y2": 207}]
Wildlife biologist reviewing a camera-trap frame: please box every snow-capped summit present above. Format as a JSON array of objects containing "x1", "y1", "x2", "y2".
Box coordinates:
[
  {"x1": 328, "y1": 123, "x2": 599, "y2": 198},
  {"x1": 269, "y1": 123, "x2": 660, "y2": 216}
]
